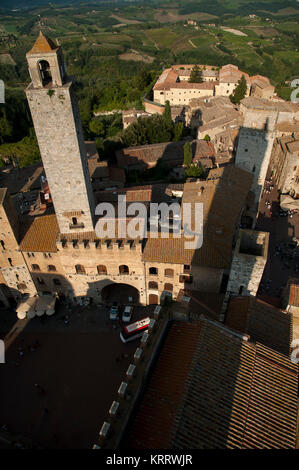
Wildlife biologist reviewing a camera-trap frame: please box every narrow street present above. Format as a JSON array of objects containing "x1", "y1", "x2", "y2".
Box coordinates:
[{"x1": 255, "y1": 174, "x2": 299, "y2": 305}]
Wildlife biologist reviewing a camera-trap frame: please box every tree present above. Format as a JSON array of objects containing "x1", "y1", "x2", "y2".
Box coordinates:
[
  {"x1": 204, "y1": 134, "x2": 211, "y2": 141},
  {"x1": 189, "y1": 65, "x2": 203, "y2": 83},
  {"x1": 89, "y1": 118, "x2": 105, "y2": 137},
  {"x1": 173, "y1": 122, "x2": 184, "y2": 142},
  {"x1": 183, "y1": 141, "x2": 193, "y2": 167},
  {"x1": 230, "y1": 75, "x2": 247, "y2": 105},
  {"x1": 135, "y1": 69, "x2": 152, "y2": 91},
  {"x1": 0, "y1": 129, "x2": 40, "y2": 168},
  {"x1": 185, "y1": 163, "x2": 204, "y2": 178},
  {"x1": 121, "y1": 114, "x2": 173, "y2": 148},
  {"x1": 163, "y1": 100, "x2": 172, "y2": 127}
]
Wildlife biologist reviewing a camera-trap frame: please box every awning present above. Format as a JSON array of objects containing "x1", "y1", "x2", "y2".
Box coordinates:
[
  {"x1": 16, "y1": 295, "x2": 56, "y2": 319},
  {"x1": 35, "y1": 295, "x2": 56, "y2": 316},
  {"x1": 16, "y1": 297, "x2": 37, "y2": 320}
]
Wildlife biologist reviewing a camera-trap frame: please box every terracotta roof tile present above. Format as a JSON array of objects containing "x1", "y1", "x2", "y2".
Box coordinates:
[
  {"x1": 143, "y1": 166, "x2": 252, "y2": 268},
  {"x1": 226, "y1": 296, "x2": 292, "y2": 356},
  {"x1": 28, "y1": 31, "x2": 58, "y2": 54},
  {"x1": 19, "y1": 214, "x2": 59, "y2": 253},
  {"x1": 124, "y1": 318, "x2": 298, "y2": 449}
]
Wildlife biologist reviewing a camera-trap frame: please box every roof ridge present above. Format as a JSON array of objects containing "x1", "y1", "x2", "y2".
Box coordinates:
[{"x1": 28, "y1": 31, "x2": 58, "y2": 54}]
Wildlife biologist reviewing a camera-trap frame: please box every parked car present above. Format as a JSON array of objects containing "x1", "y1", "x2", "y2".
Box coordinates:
[
  {"x1": 109, "y1": 304, "x2": 119, "y2": 320},
  {"x1": 122, "y1": 305, "x2": 133, "y2": 323}
]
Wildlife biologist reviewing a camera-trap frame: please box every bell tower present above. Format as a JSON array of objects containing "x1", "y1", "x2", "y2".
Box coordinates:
[{"x1": 25, "y1": 32, "x2": 95, "y2": 234}]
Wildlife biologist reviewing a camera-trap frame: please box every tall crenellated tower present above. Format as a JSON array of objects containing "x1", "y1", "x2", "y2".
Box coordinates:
[{"x1": 26, "y1": 32, "x2": 95, "y2": 234}]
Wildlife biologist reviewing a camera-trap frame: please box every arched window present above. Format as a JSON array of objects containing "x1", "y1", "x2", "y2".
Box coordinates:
[
  {"x1": 39, "y1": 60, "x2": 52, "y2": 86},
  {"x1": 31, "y1": 264, "x2": 40, "y2": 271},
  {"x1": 48, "y1": 265, "x2": 56, "y2": 272},
  {"x1": 164, "y1": 283, "x2": 173, "y2": 292},
  {"x1": 75, "y1": 264, "x2": 85, "y2": 275},
  {"x1": 149, "y1": 281, "x2": 158, "y2": 290},
  {"x1": 149, "y1": 267, "x2": 158, "y2": 275},
  {"x1": 97, "y1": 265, "x2": 107, "y2": 275},
  {"x1": 164, "y1": 268, "x2": 174, "y2": 278},
  {"x1": 119, "y1": 265, "x2": 129, "y2": 275}
]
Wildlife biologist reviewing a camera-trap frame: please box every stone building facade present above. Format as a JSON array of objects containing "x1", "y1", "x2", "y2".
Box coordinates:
[
  {"x1": 269, "y1": 137, "x2": 299, "y2": 199},
  {"x1": 0, "y1": 35, "x2": 268, "y2": 311},
  {"x1": 153, "y1": 64, "x2": 274, "y2": 107},
  {"x1": 0, "y1": 188, "x2": 37, "y2": 303},
  {"x1": 222, "y1": 229, "x2": 269, "y2": 313},
  {"x1": 235, "y1": 105, "x2": 277, "y2": 209}
]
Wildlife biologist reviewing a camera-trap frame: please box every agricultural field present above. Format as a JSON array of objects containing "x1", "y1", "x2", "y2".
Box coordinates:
[{"x1": 0, "y1": 0, "x2": 298, "y2": 168}]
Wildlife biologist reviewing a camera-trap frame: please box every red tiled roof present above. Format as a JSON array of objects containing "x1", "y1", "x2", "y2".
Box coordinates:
[
  {"x1": 123, "y1": 322, "x2": 202, "y2": 449},
  {"x1": 28, "y1": 31, "x2": 58, "y2": 54},
  {"x1": 116, "y1": 140, "x2": 215, "y2": 169},
  {"x1": 226, "y1": 296, "x2": 292, "y2": 356},
  {"x1": 143, "y1": 166, "x2": 252, "y2": 268},
  {"x1": 19, "y1": 214, "x2": 59, "y2": 253},
  {"x1": 124, "y1": 318, "x2": 298, "y2": 449}
]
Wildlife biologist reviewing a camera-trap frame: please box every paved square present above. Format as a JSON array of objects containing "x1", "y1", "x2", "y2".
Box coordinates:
[{"x1": 0, "y1": 303, "x2": 153, "y2": 448}]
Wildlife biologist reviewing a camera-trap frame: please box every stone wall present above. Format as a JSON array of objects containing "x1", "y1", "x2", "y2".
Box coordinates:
[
  {"x1": 154, "y1": 87, "x2": 214, "y2": 106},
  {"x1": 235, "y1": 127, "x2": 275, "y2": 207},
  {"x1": 56, "y1": 240, "x2": 147, "y2": 304},
  {"x1": 26, "y1": 81, "x2": 95, "y2": 234},
  {"x1": 0, "y1": 190, "x2": 37, "y2": 299},
  {"x1": 142, "y1": 99, "x2": 164, "y2": 115},
  {"x1": 225, "y1": 229, "x2": 269, "y2": 302}
]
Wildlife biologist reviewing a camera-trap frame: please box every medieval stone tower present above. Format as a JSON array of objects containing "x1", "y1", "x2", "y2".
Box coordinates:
[
  {"x1": 26, "y1": 32, "x2": 95, "y2": 234},
  {"x1": 221, "y1": 229, "x2": 269, "y2": 315}
]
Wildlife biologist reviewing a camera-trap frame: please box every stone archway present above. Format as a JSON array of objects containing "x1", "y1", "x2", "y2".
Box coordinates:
[
  {"x1": 101, "y1": 283, "x2": 140, "y2": 305},
  {"x1": 38, "y1": 60, "x2": 52, "y2": 86}
]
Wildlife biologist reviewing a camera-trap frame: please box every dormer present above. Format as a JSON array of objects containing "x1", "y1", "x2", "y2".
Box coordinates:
[{"x1": 26, "y1": 31, "x2": 66, "y2": 88}]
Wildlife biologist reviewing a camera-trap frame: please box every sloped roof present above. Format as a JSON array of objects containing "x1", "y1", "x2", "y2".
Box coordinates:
[
  {"x1": 28, "y1": 31, "x2": 58, "y2": 55},
  {"x1": 116, "y1": 140, "x2": 215, "y2": 168},
  {"x1": 123, "y1": 318, "x2": 298, "y2": 449},
  {"x1": 19, "y1": 214, "x2": 59, "y2": 253},
  {"x1": 143, "y1": 165, "x2": 252, "y2": 268},
  {"x1": 153, "y1": 67, "x2": 217, "y2": 91},
  {"x1": 226, "y1": 296, "x2": 292, "y2": 356},
  {"x1": 176, "y1": 289, "x2": 224, "y2": 321}
]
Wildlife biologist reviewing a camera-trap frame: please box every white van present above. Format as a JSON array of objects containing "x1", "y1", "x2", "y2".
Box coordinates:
[{"x1": 122, "y1": 305, "x2": 133, "y2": 323}]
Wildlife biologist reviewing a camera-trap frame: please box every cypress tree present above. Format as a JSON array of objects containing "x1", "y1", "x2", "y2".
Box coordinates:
[
  {"x1": 230, "y1": 75, "x2": 247, "y2": 104},
  {"x1": 183, "y1": 141, "x2": 193, "y2": 166},
  {"x1": 189, "y1": 65, "x2": 203, "y2": 83}
]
